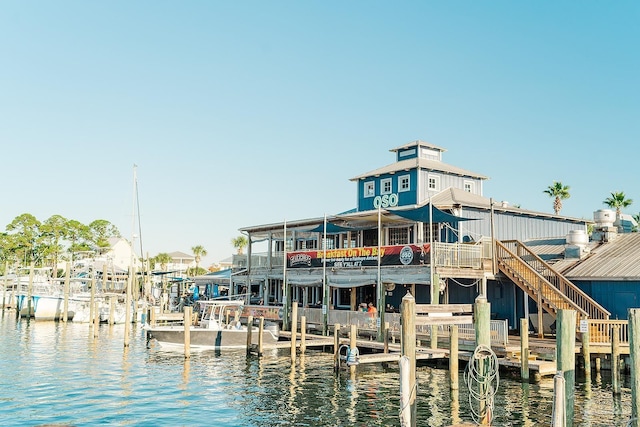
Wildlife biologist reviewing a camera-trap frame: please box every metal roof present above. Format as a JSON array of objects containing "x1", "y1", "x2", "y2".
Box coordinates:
[
  {"x1": 560, "y1": 233, "x2": 640, "y2": 280},
  {"x1": 349, "y1": 157, "x2": 489, "y2": 181}
]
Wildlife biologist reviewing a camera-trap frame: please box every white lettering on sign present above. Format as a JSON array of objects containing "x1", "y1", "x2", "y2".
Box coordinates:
[{"x1": 373, "y1": 193, "x2": 399, "y2": 208}]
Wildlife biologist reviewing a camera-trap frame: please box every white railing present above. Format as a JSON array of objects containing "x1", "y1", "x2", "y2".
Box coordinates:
[
  {"x1": 432, "y1": 242, "x2": 484, "y2": 269},
  {"x1": 296, "y1": 308, "x2": 508, "y2": 346}
]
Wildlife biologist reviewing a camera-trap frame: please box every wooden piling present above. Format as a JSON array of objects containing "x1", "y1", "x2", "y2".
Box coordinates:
[
  {"x1": 62, "y1": 262, "x2": 70, "y2": 322},
  {"x1": 384, "y1": 321, "x2": 389, "y2": 354},
  {"x1": 246, "y1": 315, "x2": 254, "y2": 355},
  {"x1": 551, "y1": 371, "x2": 566, "y2": 427},
  {"x1": 400, "y1": 292, "x2": 416, "y2": 427},
  {"x1": 290, "y1": 303, "x2": 298, "y2": 364},
  {"x1": 89, "y1": 271, "x2": 96, "y2": 328},
  {"x1": 581, "y1": 327, "x2": 591, "y2": 377},
  {"x1": 450, "y1": 324, "x2": 459, "y2": 390},
  {"x1": 109, "y1": 296, "x2": 116, "y2": 325},
  {"x1": 612, "y1": 324, "x2": 621, "y2": 395},
  {"x1": 27, "y1": 262, "x2": 34, "y2": 318},
  {"x1": 257, "y1": 317, "x2": 264, "y2": 356},
  {"x1": 124, "y1": 267, "x2": 132, "y2": 347},
  {"x1": 474, "y1": 295, "x2": 491, "y2": 425},
  {"x1": 93, "y1": 301, "x2": 100, "y2": 338},
  {"x1": 184, "y1": 306, "x2": 191, "y2": 359},
  {"x1": 2, "y1": 261, "x2": 8, "y2": 312},
  {"x1": 520, "y1": 318, "x2": 529, "y2": 381},
  {"x1": 350, "y1": 324, "x2": 357, "y2": 375},
  {"x1": 300, "y1": 316, "x2": 306, "y2": 354},
  {"x1": 334, "y1": 323, "x2": 341, "y2": 371},
  {"x1": 629, "y1": 308, "x2": 640, "y2": 423},
  {"x1": 595, "y1": 357, "x2": 601, "y2": 373},
  {"x1": 556, "y1": 309, "x2": 576, "y2": 426}
]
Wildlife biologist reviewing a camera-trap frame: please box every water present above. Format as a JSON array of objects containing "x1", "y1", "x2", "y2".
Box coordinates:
[{"x1": 0, "y1": 314, "x2": 634, "y2": 427}]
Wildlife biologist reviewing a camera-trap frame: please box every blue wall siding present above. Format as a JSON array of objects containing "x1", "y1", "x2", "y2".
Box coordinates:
[
  {"x1": 573, "y1": 280, "x2": 640, "y2": 320},
  {"x1": 357, "y1": 170, "x2": 418, "y2": 211}
]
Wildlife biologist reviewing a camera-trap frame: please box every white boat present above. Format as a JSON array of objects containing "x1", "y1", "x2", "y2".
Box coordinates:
[{"x1": 145, "y1": 299, "x2": 280, "y2": 350}]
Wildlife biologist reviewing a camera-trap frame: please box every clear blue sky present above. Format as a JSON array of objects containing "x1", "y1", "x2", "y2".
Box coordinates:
[{"x1": 1, "y1": 1, "x2": 638, "y2": 267}]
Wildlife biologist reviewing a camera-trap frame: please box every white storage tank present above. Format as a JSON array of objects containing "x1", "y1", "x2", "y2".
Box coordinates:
[
  {"x1": 566, "y1": 229, "x2": 588, "y2": 246},
  {"x1": 594, "y1": 209, "x2": 615, "y2": 227}
]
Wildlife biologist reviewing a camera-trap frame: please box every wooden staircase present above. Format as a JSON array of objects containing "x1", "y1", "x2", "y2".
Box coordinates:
[{"x1": 495, "y1": 240, "x2": 609, "y2": 335}]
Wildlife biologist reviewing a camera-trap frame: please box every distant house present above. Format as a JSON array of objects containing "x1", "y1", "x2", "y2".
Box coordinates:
[
  {"x1": 166, "y1": 251, "x2": 196, "y2": 275},
  {"x1": 74, "y1": 237, "x2": 139, "y2": 273}
]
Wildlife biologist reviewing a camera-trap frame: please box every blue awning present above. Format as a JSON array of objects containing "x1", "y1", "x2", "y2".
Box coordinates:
[{"x1": 387, "y1": 203, "x2": 475, "y2": 224}]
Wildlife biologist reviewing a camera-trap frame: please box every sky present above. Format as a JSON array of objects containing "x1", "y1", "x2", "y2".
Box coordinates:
[{"x1": 1, "y1": 1, "x2": 638, "y2": 268}]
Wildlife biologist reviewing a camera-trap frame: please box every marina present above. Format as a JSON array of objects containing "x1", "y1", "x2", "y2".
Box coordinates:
[{"x1": 0, "y1": 311, "x2": 636, "y2": 427}]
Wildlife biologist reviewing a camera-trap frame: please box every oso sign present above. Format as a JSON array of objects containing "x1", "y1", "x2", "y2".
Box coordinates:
[{"x1": 373, "y1": 193, "x2": 399, "y2": 208}]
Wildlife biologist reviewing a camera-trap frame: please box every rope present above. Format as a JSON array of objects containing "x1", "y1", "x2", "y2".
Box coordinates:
[{"x1": 464, "y1": 344, "x2": 500, "y2": 424}]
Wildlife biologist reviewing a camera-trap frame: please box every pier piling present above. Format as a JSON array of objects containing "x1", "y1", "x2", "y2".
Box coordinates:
[
  {"x1": 400, "y1": 292, "x2": 416, "y2": 427},
  {"x1": 450, "y1": 324, "x2": 458, "y2": 390},
  {"x1": 258, "y1": 317, "x2": 264, "y2": 356},
  {"x1": 556, "y1": 310, "x2": 576, "y2": 426},
  {"x1": 184, "y1": 306, "x2": 191, "y2": 359},
  {"x1": 612, "y1": 324, "x2": 621, "y2": 395},
  {"x1": 629, "y1": 308, "x2": 640, "y2": 422},
  {"x1": 246, "y1": 315, "x2": 253, "y2": 356},
  {"x1": 290, "y1": 303, "x2": 298, "y2": 364},
  {"x1": 520, "y1": 318, "x2": 529, "y2": 382},
  {"x1": 63, "y1": 262, "x2": 70, "y2": 322}
]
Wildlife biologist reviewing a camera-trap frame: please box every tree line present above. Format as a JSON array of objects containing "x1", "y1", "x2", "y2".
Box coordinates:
[{"x1": 0, "y1": 213, "x2": 122, "y2": 275}]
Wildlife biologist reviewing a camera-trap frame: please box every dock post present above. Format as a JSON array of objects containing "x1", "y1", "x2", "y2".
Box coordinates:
[
  {"x1": 184, "y1": 306, "x2": 191, "y2": 359},
  {"x1": 334, "y1": 323, "x2": 341, "y2": 372},
  {"x1": 62, "y1": 262, "x2": 70, "y2": 322},
  {"x1": 612, "y1": 324, "x2": 621, "y2": 395},
  {"x1": 384, "y1": 321, "x2": 389, "y2": 353},
  {"x1": 257, "y1": 317, "x2": 264, "y2": 356},
  {"x1": 349, "y1": 323, "x2": 357, "y2": 375},
  {"x1": 300, "y1": 316, "x2": 306, "y2": 354},
  {"x1": 89, "y1": 271, "x2": 96, "y2": 329},
  {"x1": 93, "y1": 301, "x2": 100, "y2": 337},
  {"x1": 246, "y1": 315, "x2": 253, "y2": 355},
  {"x1": 399, "y1": 355, "x2": 413, "y2": 427},
  {"x1": 551, "y1": 371, "x2": 566, "y2": 427},
  {"x1": 2, "y1": 261, "x2": 7, "y2": 313},
  {"x1": 290, "y1": 303, "x2": 298, "y2": 364},
  {"x1": 581, "y1": 325, "x2": 591, "y2": 378},
  {"x1": 474, "y1": 295, "x2": 491, "y2": 425},
  {"x1": 520, "y1": 318, "x2": 530, "y2": 382},
  {"x1": 450, "y1": 324, "x2": 459, "y2": 390},
  {"x1": 27, "y1": 262, "x2": 34, "y2": 318},
  {"x1": 400, "y1": 291, "x2": 416, "y2": 427},
  {"x1": 124, "y1": 266, "x2": 133, "y2": 347},
  {"x1": 556, "y1": 309, "x2": 576, "y2": 427},
  {"x1": 629, "y1": 308, "x2": 640, "y2": 423},
  {"x1": 109, "y1": 296, "x2": 115, "y2": 325}
]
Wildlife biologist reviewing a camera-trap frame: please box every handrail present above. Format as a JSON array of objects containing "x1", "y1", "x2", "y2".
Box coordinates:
[
  {"x1": 495, "y1": 241, "x2": 589, "y2": 319},
  {"x1": 500, "y1": 240, "x2": 609, "y2": 320}
]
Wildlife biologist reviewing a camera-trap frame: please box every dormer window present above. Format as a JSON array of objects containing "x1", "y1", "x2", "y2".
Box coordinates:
[
  {"x1": 364, "y1": 181, "x2": 375, "y2": 198},
  {"x1": 381, "y1": 178, "x2": 392, "y2": 195}
]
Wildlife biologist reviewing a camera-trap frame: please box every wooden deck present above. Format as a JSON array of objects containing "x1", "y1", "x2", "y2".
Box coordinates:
[{"x1": 276, "y1": 331, "x2": 562, "y2": 377}]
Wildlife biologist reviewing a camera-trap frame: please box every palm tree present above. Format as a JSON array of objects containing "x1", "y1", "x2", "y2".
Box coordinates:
[
  {"x1": 231, "y1": 235, "x2": 248, "y2": 255},
  {"x1": 191, "y1": 245, "x2": 207, "y2": 274},
  {"x1": 154, "y1": 252, "x2": 172, "y2": 271},
  {"x1": 632, "y1": 213, "x2": 640, "y2": 232},
  {"x1": 604, "y1": 191, "x2": 633, "y2": 220},
  {"x1": 543, "y1": 181, "x2": 571, "y2": 215}
]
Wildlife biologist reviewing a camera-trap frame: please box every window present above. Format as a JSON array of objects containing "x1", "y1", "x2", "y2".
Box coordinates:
[
  {"x1": 399, "y1": 175, "x2": 410, "y2": 192},
  {"x1": 381, "y1": 178, "x2": 392, "y2": 195},
  {"x1": 464, "y1": 180, "x2": 474, "y2": 193},
  {"x1": 389, "y1": 227, "x2": 412, "y2": 245},
  {"x1": 428, "y1": 174, "x2": 440, "y2": 191},
  {"x1": 364, "y1": 181, "x2": 375, "y2": 197}
]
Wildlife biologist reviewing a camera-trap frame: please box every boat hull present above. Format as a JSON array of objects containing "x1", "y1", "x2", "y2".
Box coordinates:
[{"x1": 146, "y1": 326, "x2": 279, "y2": 350}]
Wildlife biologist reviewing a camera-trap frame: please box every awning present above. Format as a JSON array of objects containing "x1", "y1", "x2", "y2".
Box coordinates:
[{"x1": 387, "y1": 203, "x2": 475, "y2": 224}]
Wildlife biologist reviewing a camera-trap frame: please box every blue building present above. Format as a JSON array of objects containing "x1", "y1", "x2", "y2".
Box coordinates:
[{"x1": 235, "y1": 140, "x2": 629, "y2": 334}]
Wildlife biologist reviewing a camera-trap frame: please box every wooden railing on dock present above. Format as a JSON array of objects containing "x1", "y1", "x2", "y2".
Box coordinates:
[{"x1": 587, "y1": 319, "x2": 629, "y2": 345}]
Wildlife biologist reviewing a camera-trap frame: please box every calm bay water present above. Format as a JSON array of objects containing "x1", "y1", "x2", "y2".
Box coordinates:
[{"x1": 0, "y1": 313, "x2": 634, "y2": 426}]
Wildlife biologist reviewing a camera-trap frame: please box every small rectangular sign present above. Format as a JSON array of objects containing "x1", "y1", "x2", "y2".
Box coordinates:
[{"x1": 579, "y1": 319, "x2": 588, "y2": 333}]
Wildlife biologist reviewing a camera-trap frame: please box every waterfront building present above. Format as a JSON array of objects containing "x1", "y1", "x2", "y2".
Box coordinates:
[{"x1": 233, "y1": 139, "x2": 631, "y2": 334}]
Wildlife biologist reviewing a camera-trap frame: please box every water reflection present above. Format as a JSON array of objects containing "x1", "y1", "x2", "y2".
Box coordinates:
[{"x1": 0, "y1": 316, "x2": 637, "y2": 426}]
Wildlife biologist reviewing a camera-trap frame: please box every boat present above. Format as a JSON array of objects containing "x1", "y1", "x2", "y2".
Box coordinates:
[{"x1": 145, "y1": 299, "x2": 280, "y2": 350}]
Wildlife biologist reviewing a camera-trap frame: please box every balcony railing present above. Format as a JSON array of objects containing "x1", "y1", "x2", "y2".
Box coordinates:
[{"x1": 234, "y1": 241, "x2": 489, "y2": 271}]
